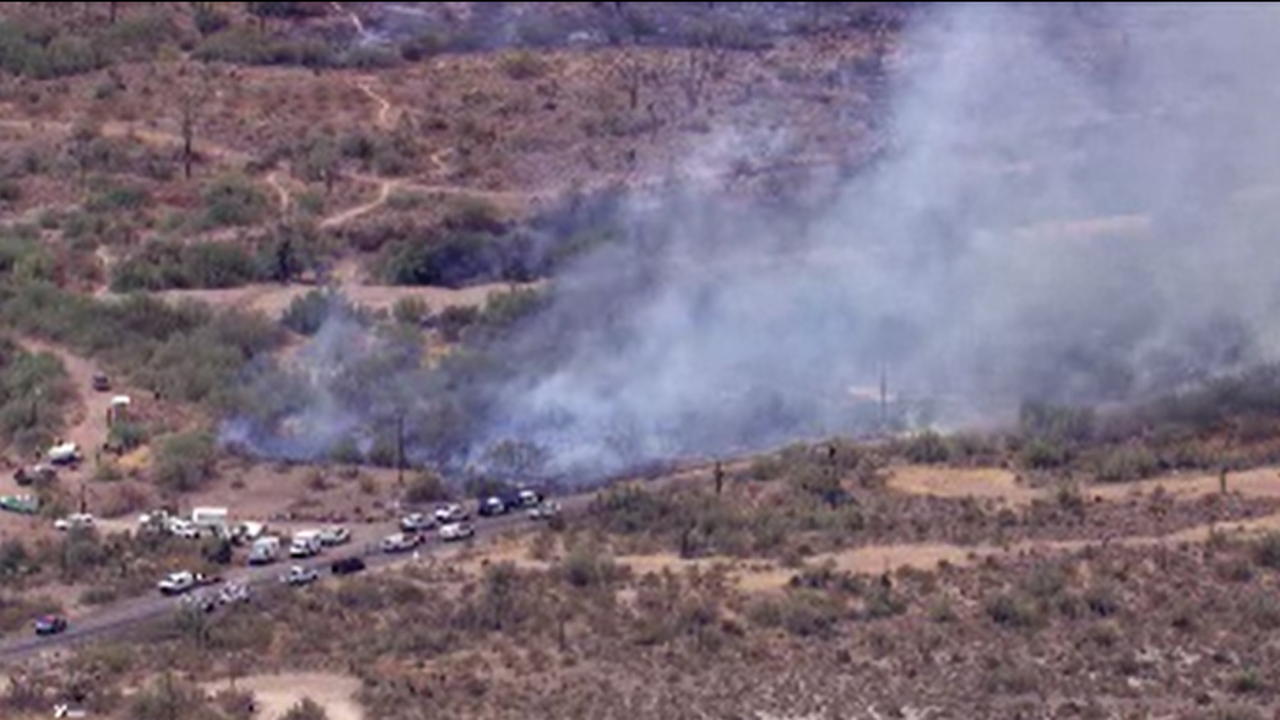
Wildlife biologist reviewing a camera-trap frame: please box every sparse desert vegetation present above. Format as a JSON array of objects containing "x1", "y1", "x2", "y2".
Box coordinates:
[{"x1": 4, "y1": 2, "x2": 1280, "y2": 719}]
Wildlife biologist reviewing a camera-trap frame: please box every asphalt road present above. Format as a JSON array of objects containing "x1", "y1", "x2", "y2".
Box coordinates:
[
  {"x1": 0, "y1": 495, "x2": 594, "y2": 668},
  {"x1": 0, "y1": 450, "x2": 742, "y2": 669}
]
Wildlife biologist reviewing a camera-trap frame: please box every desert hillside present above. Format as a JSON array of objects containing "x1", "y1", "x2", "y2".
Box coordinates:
[{"x1": 5, "y1": 3, "x2": 1280, "y2": 720}]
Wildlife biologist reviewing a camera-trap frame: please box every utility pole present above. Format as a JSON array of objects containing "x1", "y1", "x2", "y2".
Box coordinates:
[
  {"x1": 878, "y1": 364, "x2": 888, "y2": 432},
  {"x1": 396, "y1": 413, "x2": 406, "y2": 486}
]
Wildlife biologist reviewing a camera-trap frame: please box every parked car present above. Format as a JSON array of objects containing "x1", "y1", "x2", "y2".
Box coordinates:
[
  {"x1": 318, "y1": 526, "x2": 351, "y2": 546},
  {"x1": 281, "y1": 565, "x2": 320, "y2": 586},
  {"x1": 516, "y1": 489, "x2": 542, "y2": 508},
  {"x1": 438, "y1": 521, "x2": 475, "y2": 542},
  {"x1": 53, "y1": 513, "x2": 96, "y2": 532},
  {"x1": 399, "y1": 512, "x2": 434, "y2": 533},
  {"x1": 478, "y1": 496, "x2": 508, "y2": 517},
  {"x1": 0, "y1": 494, "x2": 40, "y2": 515},
  {"x1": 434, "y1": 503, "x2": 468, "y2": 524},
  {"x1": 217, "y1": 582, "x2": 250, "y2": 605},
  {"x1": 331, "y1": 556, "x2": 367, "y2": 575},
  {"x1": 34, "y1": 615, "x2": 68, "y2": 636},
  {"x1": 0, "y1": 494, "x2": 39, "y2": 515},
  {"x1": 381, "y1": 532, "x2": 420, "y2": 553},
  {"x1": 528, "y1": 500, "x2": 562, "y2": 520},
  {"x1": 13, "y1": 464, "x2": 56, "y2": 487},
  {"x1": 167, "y1": 518, "x2": 201, "y2": 540},
  {"x1": 91, "y1": 373, "x2": 110, "y2": 392},
  {"x1": 157, "y1": 571, "x2": 218, "y2": 596},
  {"x1": 180, "y1": 592, "x2": 218, "y2": 614}
]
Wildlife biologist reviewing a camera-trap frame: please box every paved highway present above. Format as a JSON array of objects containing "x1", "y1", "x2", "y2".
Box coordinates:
[
  {"x1": 0, "y1": 450, "x2": 748, "y2": 668},
  {"x1": 0, "y1": 493, "x2": 595, "y2": 668}
]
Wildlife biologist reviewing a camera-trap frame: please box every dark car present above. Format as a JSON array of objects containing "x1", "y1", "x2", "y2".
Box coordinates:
[
  {"x1": 34, "y1": 615, "x2": 68, "y2": 636},
  {"x1": 331, "y1": 556, "x2": 367, "y2": 575},
  {"x1": 91, "y1": 373, "x2": 110, "y2": 392}
]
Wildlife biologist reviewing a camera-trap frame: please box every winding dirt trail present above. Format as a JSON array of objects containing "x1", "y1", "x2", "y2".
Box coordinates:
[
  {"x1": 319, "y1": 178, "x2": 393, "y2": 229},
  {"x1": 9, "y1": 337, "x2": 114, "y2": 467},
  {"x1": 265, "y1": 170, "x2": 292, "y2": 213},
  {"x1": 356, "y1": 80, "x2": 395, "y2": 130}
]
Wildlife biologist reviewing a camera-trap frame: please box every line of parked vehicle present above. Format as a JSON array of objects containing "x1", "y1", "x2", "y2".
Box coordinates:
[{"x1": 25, "y1": 488, "x2": 563, "y2": 638}]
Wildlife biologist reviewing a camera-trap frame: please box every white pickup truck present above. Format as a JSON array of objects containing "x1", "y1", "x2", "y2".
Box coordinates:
[
  {"x1": 157, "y1": 571, "x2": 217, "y2": 596},
  {"x1": 289, "y1": 530, "x2": 323, "y2": 558}
]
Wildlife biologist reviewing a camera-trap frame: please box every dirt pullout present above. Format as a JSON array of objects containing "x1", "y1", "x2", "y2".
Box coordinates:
[
  {"x1": 887, "y1": 464, "x2": 1280, "y2": 505},
  {"x1": 204, "y1": 672, "x2": 363, "y2": 720}
]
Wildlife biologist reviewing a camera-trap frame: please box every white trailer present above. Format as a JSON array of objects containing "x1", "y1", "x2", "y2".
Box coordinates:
[{"x1": 191, "y1": 507, "x2": 230, "y2": 537}]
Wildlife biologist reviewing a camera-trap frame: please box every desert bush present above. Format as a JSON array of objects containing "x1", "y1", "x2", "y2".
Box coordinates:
[
  {"x1": 200, "y1": 175, "x2": 269, "y2": 229},
  {"x1": 0, "y1": 21, "x2": 108, "y2": 79},
  {"x1": 1093, "y1": 445, "x2": 1160, "y2": 483},
  {"x1": 282, "y1": 697, "x2": 330, "y2": 720},
  {"x1": 748, "y1": 589, "x2": 840, "y2": 638},
  {"x1": 1253, "y1": 532, "x2": 1280, "y2": 570},
  {"x1": 153, "y1": 432, "x2": 217, "y2": 493},
  {"x1": 501, "y1": 50, "x2": 550, "y2": 80},
  {"x1": 557, "y1": 543, "x2": 620, "y2": 589},
  {"x1": 0, "y1": 339, "x2": 74, "y2": 453},
  {"x1": 404, "y1": 472, "x2": 450, "y2": 504},
  {"x1": 985, "y1": 592, "x2": 1045, "y2": 629},
  {"x1": 193, "y1": 27, "x2": 335, "y2": 68},
  {"x1": 106, "y1": 421, "x2": 149, "y2": 454},
  {"x1": 111, "y1": 239, "x2": 264, "y2": 292},
  {"x1": 124, "y1": 675, "x2": 217, "y2": 720},
  {"x1": 901, "y1": 430, "x2": 951, "y2": 464},
  {"x1": 280, "y1": 289, "x2": 372, "y2": 336},
  {"x1": 392, "y1": 296, "x2": 430, "y2": 326},
  {"x1": 0, "y1": 539, "x2": 34, "y2": 580},
  {"x1": 85, "y1": 181, "x2": 151, "y2": 214}
]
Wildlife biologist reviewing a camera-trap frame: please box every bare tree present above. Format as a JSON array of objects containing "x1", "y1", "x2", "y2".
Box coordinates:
[
  {"x1": 612, "y1": 49, "x2": 646, "y2": 111},
  {"x1": 176, "y1": 66, "x2": 212, "y2": 180}
]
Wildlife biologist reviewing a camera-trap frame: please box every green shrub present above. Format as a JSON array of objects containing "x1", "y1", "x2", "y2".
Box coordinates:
[
  {"x1": 404, "y1": 473, "x2": 449, "y2": 504},
  {"x1": 280, "y1": 289, "x2": 369, "y2": 336},
  {"x1": 1254, "y1": 532, "x2": 1280, "y2": 570},
  {"x1": 1093, "y1": 445, "x2": 1161, "y2": 483},
  {"x1": 111, "y1": 240, "x2": 264, "y2": 292},
  {"x1": 0, "y1": 339, "x2": 74, "y2": 453},
  {"x1": 200, "y1": 175, "x2": 269, "y2": 229},
  {"x1": 902, "y1": 430, "x2": 951, "y2": 464},
  {"x1": 152, "y1": 432, "x2": 217, "y2": 493},
  {"x1": 501, "y1": 51, "x2": 550, "y2": 80}
]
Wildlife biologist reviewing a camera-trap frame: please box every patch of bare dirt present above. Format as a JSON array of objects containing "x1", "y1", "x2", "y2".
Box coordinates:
[
  {"x1": 887, "y1": 463, "x2": 1280, "y2": 505},
  {"x1": 203, "y1": 672, "x2": 363, "y2": 720}
]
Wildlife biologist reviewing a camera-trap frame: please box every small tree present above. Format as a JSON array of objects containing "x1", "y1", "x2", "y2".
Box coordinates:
[{"x1": 153, "y1": 432, "x2": 217, "y2": 493}]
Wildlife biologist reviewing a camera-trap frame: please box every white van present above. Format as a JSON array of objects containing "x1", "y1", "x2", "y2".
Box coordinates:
[
  {"x1": 289, "y1": 530, "x2": 323, "y2": 558},
  {"x1": 248, "y1": 536, "x2": 282, "y2": 565}
]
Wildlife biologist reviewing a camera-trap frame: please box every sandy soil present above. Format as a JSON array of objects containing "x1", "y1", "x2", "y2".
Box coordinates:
[
  {"x1": 887, "y1": 463, "x2": 1280, "y2": 504},
  {"x1": 204, "y1": 672, "x2": 364, "y2": 720}
]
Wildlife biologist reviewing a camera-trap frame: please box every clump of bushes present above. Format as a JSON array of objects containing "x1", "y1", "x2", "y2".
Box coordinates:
[
  {"x1": 110, "y1": 239, "x2": 265, "y2": 292},
  {"x1": 0, "y1": 338, "x2": 74, "y2": 454}
]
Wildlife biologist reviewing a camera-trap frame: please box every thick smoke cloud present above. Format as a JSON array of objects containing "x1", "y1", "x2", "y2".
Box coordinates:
[{"x1": 225, "y1": 3, "x2": 1280, "y2": 481}]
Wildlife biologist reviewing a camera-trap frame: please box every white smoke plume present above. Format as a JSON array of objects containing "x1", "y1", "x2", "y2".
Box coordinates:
[{"x1": 227, "y1": 3, "x2": 1280, "y2": 481}]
